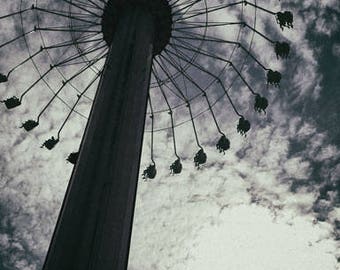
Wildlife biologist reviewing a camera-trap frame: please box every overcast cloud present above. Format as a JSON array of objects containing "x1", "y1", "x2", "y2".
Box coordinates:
[{"x1": 0, "y1": 1, "x2": 339, "y2": 270}]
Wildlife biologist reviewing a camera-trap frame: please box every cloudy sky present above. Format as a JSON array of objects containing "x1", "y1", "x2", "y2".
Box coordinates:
[{"x1": 0, "y1": 0, "x2": 339, "y2": 269}]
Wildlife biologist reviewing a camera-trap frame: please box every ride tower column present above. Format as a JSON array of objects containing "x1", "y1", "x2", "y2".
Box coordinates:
[{"x1": 42, "y1": 0, "x2": 172, "y2": 269}]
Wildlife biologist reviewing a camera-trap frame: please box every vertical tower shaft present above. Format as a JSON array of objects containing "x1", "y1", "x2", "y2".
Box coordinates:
[{"x1": 43, "y1": 7, "x2": 154, "y2": 270}]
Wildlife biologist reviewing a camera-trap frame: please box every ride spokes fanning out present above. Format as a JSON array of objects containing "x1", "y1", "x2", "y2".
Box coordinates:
[{"x1": 0, "y1": 0, "x2": 293, "y2": 178}]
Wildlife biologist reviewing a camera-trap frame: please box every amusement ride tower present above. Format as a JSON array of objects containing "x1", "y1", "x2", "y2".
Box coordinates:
[
  {"x1": 44, "y1": 1, "x2": 173, "y2": 269},
  {"x1": 0, "y1": 0, "x2": 294, "y2": 269}
]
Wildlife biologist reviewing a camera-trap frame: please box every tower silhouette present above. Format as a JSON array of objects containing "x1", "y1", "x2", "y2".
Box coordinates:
[{"x1": 0, "y1": 0, "x2": 293, "y2": 269}]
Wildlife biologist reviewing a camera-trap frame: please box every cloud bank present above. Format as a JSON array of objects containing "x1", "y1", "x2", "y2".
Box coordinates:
[{"x1": 0, "y1": 1, "x2": 339, "y2": 269}]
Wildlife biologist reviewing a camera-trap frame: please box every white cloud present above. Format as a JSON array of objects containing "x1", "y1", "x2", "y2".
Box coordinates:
[
  {"x1": 185, "y1": 205, "x2": 337, "y2": 270},
  {"x1": 0, "y1": 1, "x2": 339, "y2": 270}
]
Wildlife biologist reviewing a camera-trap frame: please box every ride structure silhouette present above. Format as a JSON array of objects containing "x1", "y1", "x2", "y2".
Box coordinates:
[{"x1": 0, "y1": 1, "x2": 293, "y2": 269}]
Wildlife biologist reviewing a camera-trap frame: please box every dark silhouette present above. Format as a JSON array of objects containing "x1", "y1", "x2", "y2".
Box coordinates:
[
  {"x1": 1, "y1": 96, "x2": 21, "y2": 109},
  {"x1": 0, "y1": 73, "x2": 8, "y2": 83},
  {"x1": 41, "y1": 137, "x2": 59, "y2": 150},
  {"x1": 194, "y1": 149, "x2": 207, "y2": 168},
  {"x1": 142, "y1": 164, "x2": 157, "y2": 180},
  {"x1": 275, "y1": 42, "x2": 290, "y2": 59},
  {"x1": 276, "y1": 11, "x2": 293, "y2": 30},
  {"x1": 0, "y1": 1, "x2": 294, "y2": 269},
  {"x1": 67, "y1": 152, "x2": 79, "y2": 164},
  {"x1": 237, "y1": 117, "x2": 251, "y2": 136},
  {"x1": 267, "y1": 70, "x2": 282, "y2": 86},
  {"x1": 170, "y1": 158, "x2": 182, "y2": 175},
  {"x1": 254, "y1": 95, "x2": 268, "y2": 114},
  {"x1": 20, "y1": 120, "x2": 39, "y2": 131},
  {"x1": 216, "y1": 135, "x2": 230, "y2": 154}
]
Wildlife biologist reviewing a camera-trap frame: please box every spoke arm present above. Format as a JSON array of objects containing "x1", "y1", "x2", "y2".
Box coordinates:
[
  {"x1": 173, "y1": 30, "x2": 269, "y2": 70},
  {"x1": 37, "y1": 54, "x2": 106, "y2": 122},
  {"x1": 0, "y1": 7, "x2": 32, "y2": 20},
  {"x1": 162, "y1": 50, "x2": 225, "y2": 135},
  {"x1": 175, "y1": 1, "x2": 244, "y2": 22},
  {"x1": 33, "y1": 6, "x2": 96, "y2": 24},
  {"x1": 0, "y1": 30, "x2": 34, "y2": 49},
  {"x1": 152, "y1": 66, "x2": 180, "y2": 159},
  {"x1": 61, "y1": 0, "x2": 101, "y2": 17},
  {"x1": 57, "y1": 71, "x2": 101, "y2": 139},
  {"x1": 156, "y1": 57, "x2": 202, "y2": 149},
  {"x1": 171, "y1": 38, "x2": 258, "y2": 96}
]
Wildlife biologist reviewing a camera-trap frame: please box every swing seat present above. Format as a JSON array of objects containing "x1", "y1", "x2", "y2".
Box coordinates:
[
  {"x1": 67, "y1": 152, "x2": 79, "y2": 164},
  {"x1": 0, "y1": 73, "x2": 8, "y2": 83},
  {"x1": 194, "y1": 149, "x2": 207, "y2": 167},
  {"x1": 237, "y1": 117, "x2": 251, "y2": 136},
  {"x1": 42, "y1": 137, "x2": 59, "y2": 150},
  {"x1": 170, "y1": 159, "x2": 182, "y2": 174},
  {"x1": 267, "y1": 70, "x2": 281, "y2": 86},
  {"x1": 21, "y1": 120, "x2": 39, "y2": 131},
  {"x1": 254, "y1": 95, "x2": 268, "y2": 113},
  {"x1": 216, "y1": 135, "x2": 230, "y2": 153},
  {"x1": 275, "y1": 42, "x2": 290, "y2": 59},
  {"x1": 142, "y1": 164, "x2": 157, "y2": 179},
  {"x1": 3, "y1": 96, "x2": 21, "y2": 109}
]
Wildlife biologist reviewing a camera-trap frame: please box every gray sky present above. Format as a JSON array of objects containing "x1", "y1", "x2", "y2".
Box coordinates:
[{"x1": 0, "y1": 0, "x2": 339, "y2": 269}]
